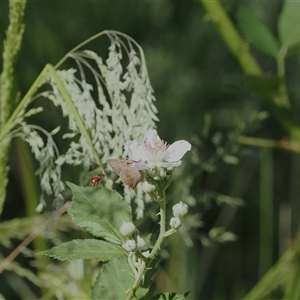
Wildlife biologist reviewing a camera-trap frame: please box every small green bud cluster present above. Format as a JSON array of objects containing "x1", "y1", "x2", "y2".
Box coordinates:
[
  {"x1": 147, "y1": 167, "x2": 166, "y2": 181},
  {"x1": 143, "y1": 167, "x2": 174, "y2": 202},
  {"x1": 170, "y1": 202, "x2": 189, "y2": 230}
]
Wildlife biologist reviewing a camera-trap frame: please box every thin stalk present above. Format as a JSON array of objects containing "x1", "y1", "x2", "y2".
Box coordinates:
[
  {"x1": 200, "y1": 0, "x2": 263, "y2": 76},
  {"x1": 54, "y1": 31, "x2": 149, "y2": 78},
  {"x1": 200, "y1": 0, "x2": 300, "y2": 140}
]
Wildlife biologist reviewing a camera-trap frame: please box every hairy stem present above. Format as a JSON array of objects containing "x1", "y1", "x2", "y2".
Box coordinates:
[{"x1": 126, "y1": 193, "x2": 167, "y2": 300}]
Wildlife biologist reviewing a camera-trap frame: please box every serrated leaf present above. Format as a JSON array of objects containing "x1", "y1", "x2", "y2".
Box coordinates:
[
  {"x1": 151, "y1": 292, "x2": 190, "y2": 300},
  {"x1": 67, "y1": 182, "x2": 132, "y2": 244},
  {"x1": 279, "y1": 2, "x2": 300, "y2": 48},
  {"x1": 91, "y1": 256, "x2": 134, "y2": 300},
  {"x1": 39, "y1": 239, "x2": 126, "y2": 261},
  {"x1": 238, "y1": 8, "x2": 279, "y2": 57}
]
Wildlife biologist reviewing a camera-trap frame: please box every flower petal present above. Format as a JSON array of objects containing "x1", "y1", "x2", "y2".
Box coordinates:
[
  {"x1": 163, "y1": 140, "x2": 191, "y2": 162},
  {"x1": 161, "y1": 161, "x2": 182, "y2": 168},
  {"x1": 131, "y1": 162, "x2": 150, "y2": 170},
  {"x1": 143, "y1": 129, "x2": 161, "y2": 146},
  {"x1": 124, "y1": 141, "x2": 143, "y2": 161}
]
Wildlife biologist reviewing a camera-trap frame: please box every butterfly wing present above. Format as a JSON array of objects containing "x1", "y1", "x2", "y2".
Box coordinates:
[
  {"x1": 108, "y1": 159, "x2": 143, "y2": 189},
  {"x1": 119, "y1": 167, "x2": 143, "y2": 190},
  {"x1": 108, "y1": 159, "x2": 130, "y2": 175}
]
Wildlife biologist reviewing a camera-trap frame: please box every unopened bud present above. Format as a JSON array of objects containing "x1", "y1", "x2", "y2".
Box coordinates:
[
  {"x1": 137, "y1": 236, "x2": 145, "y2": 250},
  {"x1": 172, "y1": 201, "x2": 189, "y2": 218},
  {"x1": 123, "y1": 239, "x2": 137, "y2": 252},
  {"x1": 170, "y1": 217, "x2": 182, "y2": 230},
  {"x1": 120, "y1": 221, "x2": 136, "y2": 237},
  {"x1": 142, "y1": 250, "x2": 150, "y2": 258},
  {"x1": 148, "y1": 167, "x2": 166, "y2": 180}
]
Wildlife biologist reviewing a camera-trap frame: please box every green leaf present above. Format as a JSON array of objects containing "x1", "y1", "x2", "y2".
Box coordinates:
[
  {"x1": 150, "y1": 292, "x2": 190, "y2": 300},
  {"x1": 91, "y1": 256, "x2": 133, "y2": 300},
  {"x1": 238, "y1": 8, "x2": 279, "y2": 57},
  {"x1": 38, "y1": 239, "x2": 126, "y2": 261},
  {"x1": 279, "y1": 1, "x2": 300, "y2": 48},
  {"x1": 67, "y1": 182, "x2": 132, "y2": 244}
]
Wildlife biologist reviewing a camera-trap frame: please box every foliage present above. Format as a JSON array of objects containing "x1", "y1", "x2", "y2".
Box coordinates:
[{"x1": 1, "y1": 0, "x2": 300, "y2": 299}]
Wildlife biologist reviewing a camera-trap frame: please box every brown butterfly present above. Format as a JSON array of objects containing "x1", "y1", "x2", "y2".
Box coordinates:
[{"x1": 108, "y1": 159, "x2": 143, "y2": 189}]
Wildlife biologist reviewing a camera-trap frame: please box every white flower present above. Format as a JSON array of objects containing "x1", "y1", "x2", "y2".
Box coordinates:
[{"x1": 124, "y1": 129, "x2": 191, "y2": 170}]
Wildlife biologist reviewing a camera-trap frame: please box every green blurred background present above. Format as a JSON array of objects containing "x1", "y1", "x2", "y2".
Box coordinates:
[{"x1": 1, "y1": 1, "x2": 300, "y2": 299}]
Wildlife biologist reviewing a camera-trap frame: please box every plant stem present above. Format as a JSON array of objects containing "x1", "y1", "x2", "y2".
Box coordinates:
[
  {"x1": 200, "y1": 0, "x2": 262, "y2": 76},
  {"x1": 125, "y1": 193, "x2": 167, "y2": 300},
  {"x1": 150, "y1": 196, "x2": 166, "y2": 259},
  {"x1": 200, "y1": 0, "x2": 300, "y2": 141}
]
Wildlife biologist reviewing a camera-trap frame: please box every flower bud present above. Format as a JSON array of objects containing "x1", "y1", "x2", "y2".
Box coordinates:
[
  {"x1": 172, "y1": 201, "x2": 189, "y2": 218},
  {"x1": 122, "y1": 239, "x2": 137, "y2": 252},
  {"x1": 120, "y1": 221, "x2": 136, "y2": 237},
  {"x1": 137, "y1": 235, "x2": 145, "y2": 250},
  {"x1": 142, "y1": 250, "x2": 150, "y2": 258},
  {"x1": 166, "y1": 166, "x2": 175, "y2": 174},
  {"x1": 170, "y1": 217, "x2": 182, "y2": 230},
  {"x1": 159, "y1": 168, "x2": 166, "y2": 178},
  {"x1": 148, "y1": 167, "x2": 166, "y2": 181}
]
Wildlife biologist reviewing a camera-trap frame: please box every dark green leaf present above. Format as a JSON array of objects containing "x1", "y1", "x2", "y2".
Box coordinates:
[
  {"x1": 67, "y1": 182, "x2": 132, "y2": 244},
  {"x1": 238, "y1": 8, "x2": 279, "y2": 57},
  {"x1": 38, "y1": 239, "x2": 126, "y2": 261},
  {"x1": 91, "y1": 256, "x2": 133, "y2": 300},
  {"x1": 279, "y1": 1, "x2": 300, "y2": 48}
]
